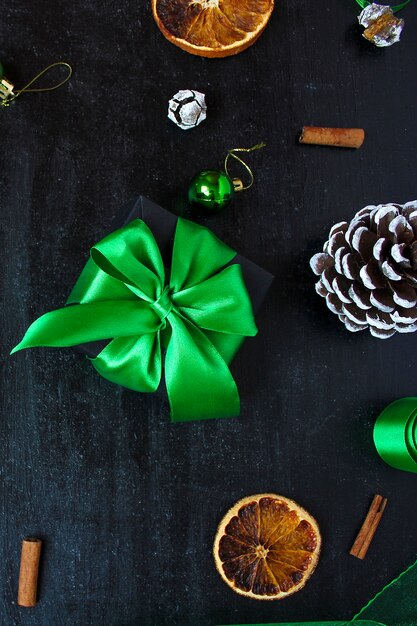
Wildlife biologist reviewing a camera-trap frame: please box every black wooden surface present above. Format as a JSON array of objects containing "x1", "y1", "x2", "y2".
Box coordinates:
[{"x1": 1, "y1": 1, "x2": 417, "y2": 625}]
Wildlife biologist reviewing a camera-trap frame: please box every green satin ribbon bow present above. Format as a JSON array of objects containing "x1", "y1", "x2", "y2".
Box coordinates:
[
  {"x1": 373, "y1": 398, "x2": 417, "y2": 473},
  {"x1": 11, "y1": 218, "x2": 257, "y2": 421}
]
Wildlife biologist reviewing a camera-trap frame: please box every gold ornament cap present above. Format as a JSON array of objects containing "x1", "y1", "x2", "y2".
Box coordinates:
[
  {"x1": 0, "y1": 77, "x2": 14, "y2": 102},
  {"x1": 232, "y1": 178, "x2": 244, "y2": 192}
]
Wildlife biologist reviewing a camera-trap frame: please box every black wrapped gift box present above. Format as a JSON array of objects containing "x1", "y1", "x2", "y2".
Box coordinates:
[{"x1": 74, "y1": 196, "x2": 274, "y2": 393}]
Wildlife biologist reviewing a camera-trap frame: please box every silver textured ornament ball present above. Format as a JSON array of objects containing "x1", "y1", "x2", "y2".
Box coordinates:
[
  {"x1": 358, "y1": 3, "x2": 404, "y2": 47},
  {"x1": 168, "y1": 89, "x2": 207, "y2": 130}
]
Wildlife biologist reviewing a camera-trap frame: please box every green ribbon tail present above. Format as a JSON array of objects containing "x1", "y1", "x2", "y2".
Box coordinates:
[
  {"x1": 218, "y1": 622, "x2": 384, "y2": 626},
  {"x1": 353, "y1": 558, "x2": 417, "y2": 625},
  {"x1": 11, "y1": 301, "x2": 160, "y2": 353},
  {"x1": 165, "y1": 313, "x2": 240, "y2": 422}
]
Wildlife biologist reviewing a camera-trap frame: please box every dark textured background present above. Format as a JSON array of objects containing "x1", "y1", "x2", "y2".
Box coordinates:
[{"x1": 1, "y1": 1, "x2": 417, "y2": 625}]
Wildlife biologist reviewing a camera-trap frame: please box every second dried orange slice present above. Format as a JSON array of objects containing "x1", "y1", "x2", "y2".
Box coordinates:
[
  {"x1": 213, "y1": 493, "x2": 321, "y2": 600},
  {"x1": 152, "y1": 0, "x2": 275, "y2": 58}
]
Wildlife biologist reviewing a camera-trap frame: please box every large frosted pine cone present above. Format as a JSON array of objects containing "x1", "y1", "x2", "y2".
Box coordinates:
[{"x1": 310, "y1": 201, "x2": 417, "y2": 339}]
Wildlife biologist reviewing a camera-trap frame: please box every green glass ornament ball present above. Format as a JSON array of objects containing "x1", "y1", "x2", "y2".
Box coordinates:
[
  {"x1": 0, "y1": 61, "x2": 4, "y2": 80},
  {"x1": 188, "y1": 170, "x2": 234, "y2": 215}
]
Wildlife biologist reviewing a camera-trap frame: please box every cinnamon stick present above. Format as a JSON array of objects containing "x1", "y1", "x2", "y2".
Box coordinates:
[
  {"x1": 300, "y1": 126, "x2": 365, "y2": 149},
  {"x1": 350, "y1": 494, "x2": 387, "y2": 560},
  {"x1": 17, "y1": 538, "x2": 42, "y2": 607}
]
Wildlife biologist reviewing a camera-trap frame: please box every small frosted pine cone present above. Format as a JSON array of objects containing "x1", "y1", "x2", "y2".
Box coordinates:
[{"x1": 310, "y1": 201, "x2": 417, "y2": 338}]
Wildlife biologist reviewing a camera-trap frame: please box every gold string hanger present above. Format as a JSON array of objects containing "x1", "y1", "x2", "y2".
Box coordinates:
[
  {"x1": 224, "y1": 142, "x2": 266, "y2": 192},
  {"x1": 0, "y1": 61, "x2": 73, "y2": 107}
]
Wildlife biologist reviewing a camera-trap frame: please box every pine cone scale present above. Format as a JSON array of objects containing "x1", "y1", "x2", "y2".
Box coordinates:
[{"x1": 370, "y1": 289, "x2": 395, "y2": 313}]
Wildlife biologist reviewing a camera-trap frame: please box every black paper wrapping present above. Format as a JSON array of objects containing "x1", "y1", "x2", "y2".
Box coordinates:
[{"x1": 75, "y1": 196, "x2": 274, "y2": 395}]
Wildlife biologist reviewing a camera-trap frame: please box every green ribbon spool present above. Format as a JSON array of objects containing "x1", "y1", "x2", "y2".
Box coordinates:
[
  {"x1": 11, "y1": 218, "x2": 258, "y2": 422},
  {"x1": 373, "y1": 397, "x2": 417, "y2": 473}
]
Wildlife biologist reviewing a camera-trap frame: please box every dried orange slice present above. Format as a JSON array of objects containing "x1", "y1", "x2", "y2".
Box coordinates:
[
  {"x1": 213, "y1": 494, "x2": 321, "y2": 600},
  {"x1": 151, "y1": 0, "x2": 275, "y2": 58}
]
